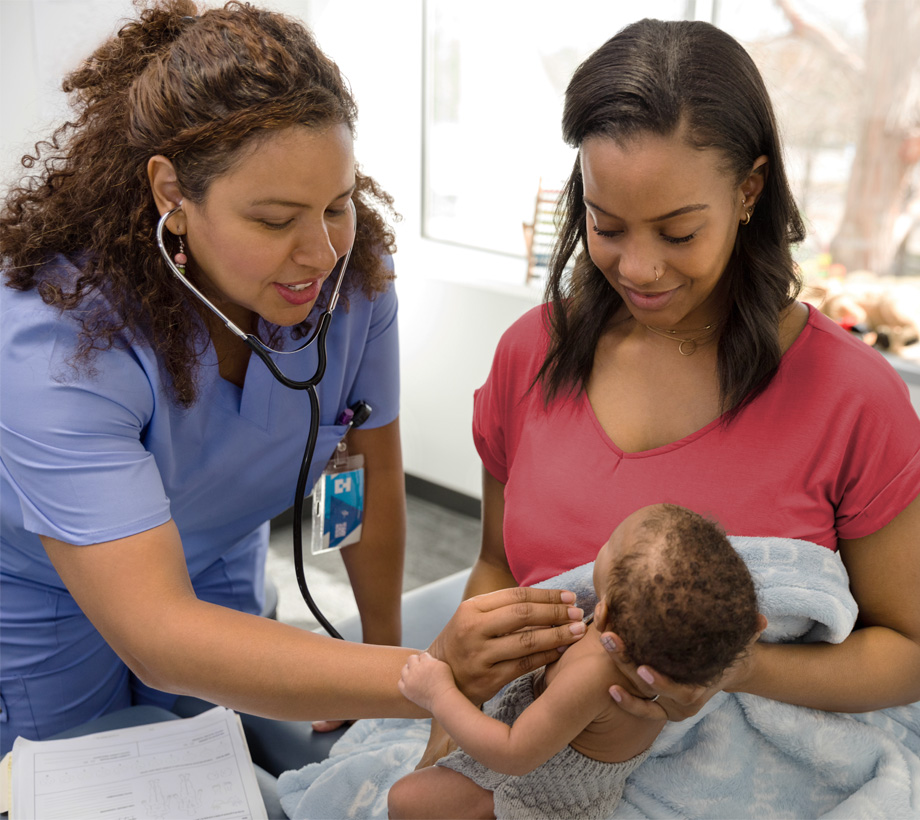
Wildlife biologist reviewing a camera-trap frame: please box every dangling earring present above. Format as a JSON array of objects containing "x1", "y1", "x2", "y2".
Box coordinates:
[{"x1": 174, "y1": 235, "x2": 187, "y2": 274}]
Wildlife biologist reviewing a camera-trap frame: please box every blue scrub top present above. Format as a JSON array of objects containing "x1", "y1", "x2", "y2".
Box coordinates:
[{"x1": 0, "y1": 256, "x2": 399, "y2": 745}]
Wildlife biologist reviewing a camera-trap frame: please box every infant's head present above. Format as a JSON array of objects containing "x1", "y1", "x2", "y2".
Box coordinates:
[{"x1": 593, "y1": 503, "x2": 759, "y2": 686}]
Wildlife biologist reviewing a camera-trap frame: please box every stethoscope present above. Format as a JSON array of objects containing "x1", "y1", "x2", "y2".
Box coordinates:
[{"x1": 156, "y1": 201, "x2": 358, "y2": 639}]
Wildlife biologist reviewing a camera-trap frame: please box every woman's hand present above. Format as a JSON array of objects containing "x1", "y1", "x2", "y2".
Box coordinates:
[
  {"x1": 427, "y1": 586, "x2": 585, "y2": 704},
  {"x1": 601, "y1": 614, "x2": 767, "y2": 721}
]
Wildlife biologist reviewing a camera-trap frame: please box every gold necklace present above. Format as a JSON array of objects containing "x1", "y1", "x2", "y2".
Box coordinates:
[{"x1": 643, "y1": 323, "x2": 716, "y2": 356}]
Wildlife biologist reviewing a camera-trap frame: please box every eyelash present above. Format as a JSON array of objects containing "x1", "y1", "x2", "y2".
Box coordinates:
[
  {"x1": 591, "y1": 225, "x2": 697, "y2": 245},
  {"x1": 259, "y1": 206, "x2": 349, "y2": 231},
  {"x1": 663, "y1": 232, "x2": 696, "y2": 245}
]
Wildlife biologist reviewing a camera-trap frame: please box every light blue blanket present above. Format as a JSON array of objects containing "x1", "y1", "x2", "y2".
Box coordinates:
[{"x1": 278, "y1": 537, "x2": 920, "y2": 819}]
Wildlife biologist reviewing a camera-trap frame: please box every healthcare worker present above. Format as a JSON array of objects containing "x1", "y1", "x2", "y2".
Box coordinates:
[{"x1": 0, "y1": 0, "x2": 584, "y2": 758}]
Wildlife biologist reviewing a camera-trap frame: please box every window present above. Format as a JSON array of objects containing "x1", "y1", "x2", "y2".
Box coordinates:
[
  {"x1": 422, "y1": 0, "x2": 688, "y2": 262},
  {"x1": 421, "y1": 0, "x2": 920, "y2": 300}
]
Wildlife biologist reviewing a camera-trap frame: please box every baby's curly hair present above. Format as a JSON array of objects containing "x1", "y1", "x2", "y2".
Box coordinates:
[
  {"x1": 605, "y1": 505, "x2": 759, "y2": 686},
  {"x1": 1, "y1": 0, "x2": 397, "y2": 406}
]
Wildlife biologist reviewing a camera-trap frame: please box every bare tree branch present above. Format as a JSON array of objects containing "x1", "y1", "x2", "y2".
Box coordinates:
[{"x1": 774, "y1": 0, "x2": 865, "y2": 77}]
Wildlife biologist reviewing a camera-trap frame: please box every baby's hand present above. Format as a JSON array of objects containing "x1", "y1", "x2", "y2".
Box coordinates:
[{"x1": 398, "y1": 651, "x2": 458, "y2": 711}]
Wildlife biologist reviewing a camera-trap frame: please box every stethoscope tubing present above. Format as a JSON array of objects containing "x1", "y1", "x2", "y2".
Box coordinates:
[
  {"x1": 291, "y1": 383, "x2": 342, "y2": 639},
  {"x1": 155, "y1": 201, "x2": 358, "y2": 639}
]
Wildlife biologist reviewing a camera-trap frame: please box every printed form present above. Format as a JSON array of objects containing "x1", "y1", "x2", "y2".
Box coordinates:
[{"x1": 11, "y1": 706, "x2": 267, "y2": 820}]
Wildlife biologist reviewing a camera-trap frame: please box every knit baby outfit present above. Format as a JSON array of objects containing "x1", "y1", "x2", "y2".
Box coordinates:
[{"x1": 436, "y1": 671, "x2": 650, "y2": 820}]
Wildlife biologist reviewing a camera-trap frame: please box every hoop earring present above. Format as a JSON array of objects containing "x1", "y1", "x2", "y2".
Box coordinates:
[{"x1": 174, "y1": 235, "x2": 187, "y2": 274}]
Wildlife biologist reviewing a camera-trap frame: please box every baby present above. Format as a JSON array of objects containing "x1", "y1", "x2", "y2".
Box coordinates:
[{"x1": 388, "y1": 503, "x2": 761, "y2": 820}]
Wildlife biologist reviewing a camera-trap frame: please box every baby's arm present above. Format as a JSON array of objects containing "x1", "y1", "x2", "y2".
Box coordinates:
[{"x1": 398, "y1": 651, "x2": 606, "y2": 776}]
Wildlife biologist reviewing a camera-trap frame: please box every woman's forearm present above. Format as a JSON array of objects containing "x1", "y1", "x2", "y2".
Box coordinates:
[
  {"x1": 467, "y1": 467, "x2": 517, "y2": 601},
  {"x1": 739, "y1": 626, "x2": 920, "y2": 712},
  {"x1": 747, "y1": 503, "x2": 920, "y2": 713},
  {"x1": 140, "y1": 598, "x2": 423, "y2": 721},
  {"x1": 463, "y1": 557, "x2": 517, "y2": 600},
  {"x1": 43, "y1": 524, "x2": 422, "y2": 722},
  {"x1": 341, "y1": 419, "x2": 406, "y2": 647},
  {"x1": 341, "y1": 503, "x2": 405, "y2": 646}
]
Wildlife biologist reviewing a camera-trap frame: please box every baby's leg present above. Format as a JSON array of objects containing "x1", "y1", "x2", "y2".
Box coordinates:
[{"x1": 388, "y1": 765, "x2": 495, "y2": 820}]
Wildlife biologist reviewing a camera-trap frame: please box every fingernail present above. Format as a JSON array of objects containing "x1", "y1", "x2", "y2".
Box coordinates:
[
  {"x1": 638, "y1": 667, "x2": 655, "y2": 685},
  {"x1": 560, "y1": 591, "x2": 576, "y2": 603},
  {"x1": 569, "y1": 621, "x2": 586, "y2": 636},
  {"x1": 610, "y1": 687, "x2": 622, "y2": 703},
  {"x1": 601, "y1": 636, "x2": 616, "y2": 653},
  {"x1": 567, "y1": 607, "x2": 584, "y2": 621}
]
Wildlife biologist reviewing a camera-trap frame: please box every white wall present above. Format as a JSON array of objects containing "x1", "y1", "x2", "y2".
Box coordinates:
[
  {"x1": 0, "y1": 0, "x2": 538, "y2": 500},
  {"x1": 309, "y1": 2, "x2": 542, "y2": 497}
]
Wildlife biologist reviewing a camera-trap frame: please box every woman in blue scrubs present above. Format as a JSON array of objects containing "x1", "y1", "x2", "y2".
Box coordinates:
[{"x1": 0, "y1": 1, "x2": 582, "y2": 758}]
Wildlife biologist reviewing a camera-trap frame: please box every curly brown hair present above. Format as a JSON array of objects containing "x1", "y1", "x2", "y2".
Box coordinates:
[
  {"x1": 605, "y1": 504, "x2": 759, "y2": 686},
  {"x1": 0, "y1": 0, "x2": 397, "y2": 406}
]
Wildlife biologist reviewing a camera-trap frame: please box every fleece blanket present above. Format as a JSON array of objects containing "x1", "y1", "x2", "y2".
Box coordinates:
[{"x1": 278, "y1": 537, "x2": 920, "y2": 819}]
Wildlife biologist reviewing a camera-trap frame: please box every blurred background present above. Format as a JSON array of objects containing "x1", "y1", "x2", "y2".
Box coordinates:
[{"x1": 3, "y1": 0, "x2": 919, "y2": 630}]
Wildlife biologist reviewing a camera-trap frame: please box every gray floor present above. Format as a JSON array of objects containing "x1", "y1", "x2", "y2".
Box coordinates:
[{"x1": 267, "y1": 494, "x2": 480, "y2": 631}]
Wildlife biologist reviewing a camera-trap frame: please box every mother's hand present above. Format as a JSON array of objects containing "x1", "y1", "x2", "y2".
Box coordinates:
[
  {"x1": 601, "y1": 614, "x2": 767, "y2": 721},
  {"x1": 427, "y1": 586, "x2": 585, "y2": 704}
]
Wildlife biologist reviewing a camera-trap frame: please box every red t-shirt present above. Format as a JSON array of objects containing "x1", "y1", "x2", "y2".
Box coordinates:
[{"x1": 473, "y1": 303, "x2": 920, "y2": 586}]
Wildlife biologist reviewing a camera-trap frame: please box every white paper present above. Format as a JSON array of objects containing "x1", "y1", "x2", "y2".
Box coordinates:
[{"x1": 11, "y1": 706, "x2": 267, "y2": 820}]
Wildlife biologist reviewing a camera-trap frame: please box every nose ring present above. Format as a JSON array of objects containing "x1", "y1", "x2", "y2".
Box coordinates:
[{"x1": 654, "y1": 266, "x2": 661, "y2": 282}]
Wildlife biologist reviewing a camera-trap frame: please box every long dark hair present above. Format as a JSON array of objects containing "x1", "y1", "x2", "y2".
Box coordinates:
[
  {"x1": 538, "y1": 19, "x2": 805, "y2": 414},
  {"x1": 0, "y1": 0, "x2": 397, "y2": 406}
]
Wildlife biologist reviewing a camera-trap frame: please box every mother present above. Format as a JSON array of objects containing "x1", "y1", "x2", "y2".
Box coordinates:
[{"x1": 437, "y1": 18, "x2": 920, "y2": 727}]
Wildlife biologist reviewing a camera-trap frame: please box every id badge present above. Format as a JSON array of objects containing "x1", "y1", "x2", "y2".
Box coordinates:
[{"x1": 311, "y1": 443, "x2": 365, "y2": 554}]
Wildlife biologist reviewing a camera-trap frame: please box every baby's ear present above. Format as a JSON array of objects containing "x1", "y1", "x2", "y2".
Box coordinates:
[{"x1": 593, "y1": 601, "x2": 608, "y2": 632}]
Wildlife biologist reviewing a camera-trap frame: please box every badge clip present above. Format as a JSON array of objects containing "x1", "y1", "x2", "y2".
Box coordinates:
[{"x1": 310, "y1": 401, "x2": 372, "y2": 555}]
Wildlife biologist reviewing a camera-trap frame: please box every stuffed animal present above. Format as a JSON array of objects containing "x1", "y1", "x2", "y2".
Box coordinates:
[{"x1": 804, "y1": 272, "x2": 920, "y2": 356}]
